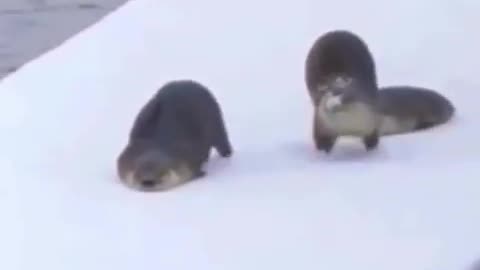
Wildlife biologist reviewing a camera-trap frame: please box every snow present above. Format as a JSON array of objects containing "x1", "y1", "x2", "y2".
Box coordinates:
[{"x1": 1, "y1": 0, "x2": 480, "y2": 269}]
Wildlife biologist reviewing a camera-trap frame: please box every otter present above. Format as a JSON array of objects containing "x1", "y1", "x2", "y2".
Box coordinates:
[
  {"x1": 377, "y1": 85, "x2": 455, "y2": 135},
  {"x1": 305, "y1": 29, "x2": 381, "y2": 153},
  {"x1": 117, "y1": 79, "x2": 233, "y2": 192}
]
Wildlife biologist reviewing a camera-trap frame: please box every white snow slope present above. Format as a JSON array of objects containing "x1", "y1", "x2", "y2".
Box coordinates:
[{"x1": 1, "y1": 0, "x2": 480, "y2": 269}]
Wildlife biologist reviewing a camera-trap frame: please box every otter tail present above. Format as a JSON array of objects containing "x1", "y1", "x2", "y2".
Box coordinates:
[
  {"x1": 413, "y1": 101, "x2": 455, "y2": 131},
  {"x1": 377, "y1": 85, "x2": 456, "y2": 136},
  {"x1": 413, "y1": 88, "x2": 456, "y2": 132}
]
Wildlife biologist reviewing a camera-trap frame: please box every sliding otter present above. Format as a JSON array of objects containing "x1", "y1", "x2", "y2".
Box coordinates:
[
  {"x1": 377, "y1": 85, "x2": 455, "y2": 135},
  {"x1": 117, "y1": 79, "x2": 233, "y2": 192},
  {"x1": 305, "y1": 29, "x2": 381, "y2": 153}
]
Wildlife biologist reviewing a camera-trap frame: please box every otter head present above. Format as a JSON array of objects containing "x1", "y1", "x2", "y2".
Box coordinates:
[
  {"x1": 121, "y1": 148, "x2": 192, "y2": 192},
  {"x1": 317, "y1": 75, "x2": 362, "y2": 113}
]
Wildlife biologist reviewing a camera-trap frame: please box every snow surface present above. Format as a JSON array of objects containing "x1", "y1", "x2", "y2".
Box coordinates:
[{"x1": 1, "y1": 0, "x2": 480, "y2": 269}]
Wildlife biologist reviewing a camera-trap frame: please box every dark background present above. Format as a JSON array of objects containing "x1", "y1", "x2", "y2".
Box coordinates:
[{"x1": 0, "y1": 0, "x2": 128, "y2": 80}]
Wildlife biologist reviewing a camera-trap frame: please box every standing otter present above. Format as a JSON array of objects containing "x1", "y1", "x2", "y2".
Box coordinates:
[
  {"x1": 117, "y1": 79, "x2": 233, "y2": 192},
  {"x1": 304, "y1": 30, "x2": 381, "y2": 153},
  {"x1": 377, "y1": 85, "x2": 455, "y2": 135}
]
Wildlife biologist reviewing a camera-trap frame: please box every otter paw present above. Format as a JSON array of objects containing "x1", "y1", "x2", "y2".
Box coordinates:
[
  {"x1": 218, "y1": 147, "x2": 232, "y2": 158},
  {"x1": 194, "y1": 170, "x2": 207, "y2": 179},
  {"x1": 315, "y1": 136, "x2": 336, "y2": 153},
  {"x1": 363, "y1": 133, "x2": 379, "y2": 151},
  {"x1": 415, "y1": 120, "x2": 435, "y2": 130}
]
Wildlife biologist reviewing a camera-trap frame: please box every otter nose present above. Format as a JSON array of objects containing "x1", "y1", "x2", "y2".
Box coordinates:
[{"x1": 141, "y1": 180, "x2": 156, "y2": 188}]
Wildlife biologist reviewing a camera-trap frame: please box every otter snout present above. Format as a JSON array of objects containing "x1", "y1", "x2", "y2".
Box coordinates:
[
  {"x1": 141, "y1": 179, "x2": 156, "y2": 188},
  {"x1": 117, "y1": 147, "x2": 194, "y2": 192},
  {"x1": 131, "y1": 166, "x2": 185, "y2": 192},
  {"x1": 135, "y1": 178, "x2": 166, "y2": 192}
]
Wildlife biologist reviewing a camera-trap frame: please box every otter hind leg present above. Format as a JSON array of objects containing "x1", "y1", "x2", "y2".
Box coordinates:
[
  {"x1": 213, "y1": 118, "x2": 233, "y2": 158},
  {"x1": 313, "y1": 115, "x2": 337, "y2": 153},
  {"x1": 215, "y1": 139, "x2": 232, "y2": 158},
  {"x1": 363, "y1": 131, "x2": 379, "y2": 151}
]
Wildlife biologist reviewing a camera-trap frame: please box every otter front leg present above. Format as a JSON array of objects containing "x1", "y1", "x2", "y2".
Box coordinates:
[
  {"x1": 189, "y1": 158, "x2": 207, "y2": 180},
  {"x1": 363, "y1": 131, "x2": 379, "y2": 151},
  {"x1": 313, "y1": 114, "x2": 337, "y2": 153},
  {"x1": 194, "y1": 169, "x2": 206, "y2": 179},
  {"x1": 315, "y1": 134, "x2": 337, "y2": 153},
  {"x1": 214, "y1": 122, "x2": 233, "y2": 158}
]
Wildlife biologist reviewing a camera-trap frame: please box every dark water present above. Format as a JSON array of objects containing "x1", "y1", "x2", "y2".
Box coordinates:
[{"x1": 0, "y1": 0, "x2": 128, "y2": 80}]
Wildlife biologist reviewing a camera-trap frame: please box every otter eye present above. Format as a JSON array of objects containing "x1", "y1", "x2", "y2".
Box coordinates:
[
  {"x1": 317, "y1": 85, "x2": 329, "y2": 92},
  {"x1": 331, "y1": 89, "x2": 343, "y2": 97}
]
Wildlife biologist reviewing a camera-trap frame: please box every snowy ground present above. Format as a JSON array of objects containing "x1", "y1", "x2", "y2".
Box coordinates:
[{"x1": 1, "y1": 0, "x2": 480, "y2": 269}]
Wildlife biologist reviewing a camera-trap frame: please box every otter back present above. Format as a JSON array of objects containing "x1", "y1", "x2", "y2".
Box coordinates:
[{"x1": 130, "y1": 80, "x2": 232, "y2": 159}]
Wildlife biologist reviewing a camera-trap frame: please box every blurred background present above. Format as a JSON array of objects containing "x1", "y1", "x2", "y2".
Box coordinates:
[{"x1": 0, "y1": 0, "x2": 128, "y2": 80}]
